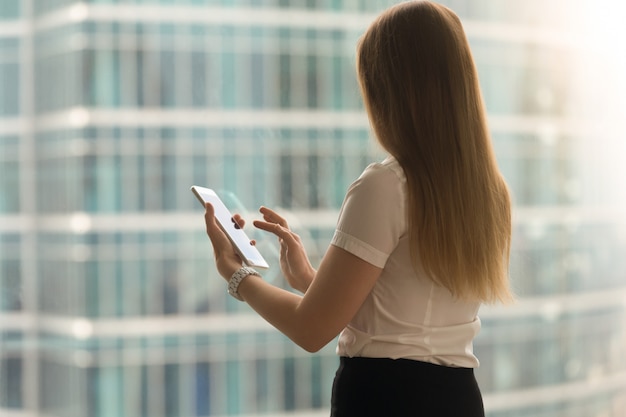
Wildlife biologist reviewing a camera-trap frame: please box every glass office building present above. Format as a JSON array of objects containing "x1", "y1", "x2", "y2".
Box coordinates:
[{"x1": 1, "y1": 1, "x2": 625, "y2": 416}]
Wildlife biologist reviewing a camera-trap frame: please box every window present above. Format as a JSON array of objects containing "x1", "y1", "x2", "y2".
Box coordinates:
[{"x1": 1, "y1": 1, "x2": 625, "y2": 416}]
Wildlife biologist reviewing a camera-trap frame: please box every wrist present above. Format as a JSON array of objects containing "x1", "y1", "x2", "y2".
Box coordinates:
[
  {"x1": 228, "y1": 267, "x2": 260, "y2": 301},
  {"x1": 303, "y1": 267, "x2": 317, "y2": 290}
]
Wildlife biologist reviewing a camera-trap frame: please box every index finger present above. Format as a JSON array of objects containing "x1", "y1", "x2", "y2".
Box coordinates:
[
  {"x1": 259, "y1": 206, "x2": 289, "y2": 228},
  {"x1": 232, "y1": 213, "x2": 246, "y2": 229},
  {"x1": 253, "y1": 220, "x2": 297, "y2": 245}
]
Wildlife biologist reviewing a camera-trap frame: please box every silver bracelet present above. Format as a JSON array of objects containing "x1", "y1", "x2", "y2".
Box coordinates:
[{"x1": 228, "y1": 267, "x2": 260, "y2": 301}]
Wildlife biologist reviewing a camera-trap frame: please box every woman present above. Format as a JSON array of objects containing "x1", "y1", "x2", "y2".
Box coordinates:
[{"x1": 203, "y1": 1, "x2": 513, "y2": 415}]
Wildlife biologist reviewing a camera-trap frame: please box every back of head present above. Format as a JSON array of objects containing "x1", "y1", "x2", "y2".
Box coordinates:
[{"x1": 357, "y1": 1, "x2": 513, "y2": 303}]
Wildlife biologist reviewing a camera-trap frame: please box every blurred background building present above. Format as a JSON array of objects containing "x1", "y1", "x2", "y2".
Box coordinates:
[{"x1": 1, "y1": 0, "x2": 625, "y2": 416}]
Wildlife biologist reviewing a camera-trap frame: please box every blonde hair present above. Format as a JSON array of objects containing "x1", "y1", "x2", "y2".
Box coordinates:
[{"x1": 357, "y1": 1, "x2": 513, "y2": 303}]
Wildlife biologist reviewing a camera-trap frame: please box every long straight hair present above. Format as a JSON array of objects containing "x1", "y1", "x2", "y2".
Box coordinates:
[{"x1": 357, "y1": 1, "x2": 513, "y2": 303}]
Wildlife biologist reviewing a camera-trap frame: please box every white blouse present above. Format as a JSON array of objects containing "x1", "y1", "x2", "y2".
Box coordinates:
[{"x1": 330, "y1": 156, "x2": 481, "y2": 368}]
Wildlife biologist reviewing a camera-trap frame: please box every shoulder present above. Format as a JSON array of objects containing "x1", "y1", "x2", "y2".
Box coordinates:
[
  {"x1": 342, "y1": 156, "x2": 407, "y2": 217},
  {"x1": 333, "y1": 157, "x2": 407, "y2": 264},
  {"x1": 356, "y1": 156, "x2": 406, "y2": 189}
]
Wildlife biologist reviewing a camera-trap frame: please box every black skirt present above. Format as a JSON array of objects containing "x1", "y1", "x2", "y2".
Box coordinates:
[{"x1": 330, "y1": 356, "x2": 485, "y2": 417}]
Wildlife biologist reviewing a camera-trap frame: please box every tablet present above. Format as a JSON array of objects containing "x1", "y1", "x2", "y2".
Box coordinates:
[{"x1": 191, "y1": 186, "x2": 269, "y2": 269}]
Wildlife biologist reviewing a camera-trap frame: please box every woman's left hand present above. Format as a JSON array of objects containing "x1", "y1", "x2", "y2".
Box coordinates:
[{"x1": 204, "y1": 202, "x2": 243, "y2": 281}]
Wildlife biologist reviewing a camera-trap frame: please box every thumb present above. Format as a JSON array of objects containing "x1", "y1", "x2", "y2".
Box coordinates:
[{"x1": 204, "y1": 203, "x2": 230, "y2": 248}]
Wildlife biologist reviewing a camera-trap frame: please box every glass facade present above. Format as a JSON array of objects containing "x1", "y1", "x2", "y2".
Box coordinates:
[{"x1": 1, "y1": 1, "x2": 625, "y2": 416}]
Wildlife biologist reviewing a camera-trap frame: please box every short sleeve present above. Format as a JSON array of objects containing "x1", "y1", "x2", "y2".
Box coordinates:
[{"x1": 330, "y1": 159, "x2": 407, "y2": 268}]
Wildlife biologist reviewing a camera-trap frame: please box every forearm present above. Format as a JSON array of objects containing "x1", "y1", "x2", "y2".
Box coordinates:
[{"x1": 236, "y1": 274, "x2": 330, "y2": 352}]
